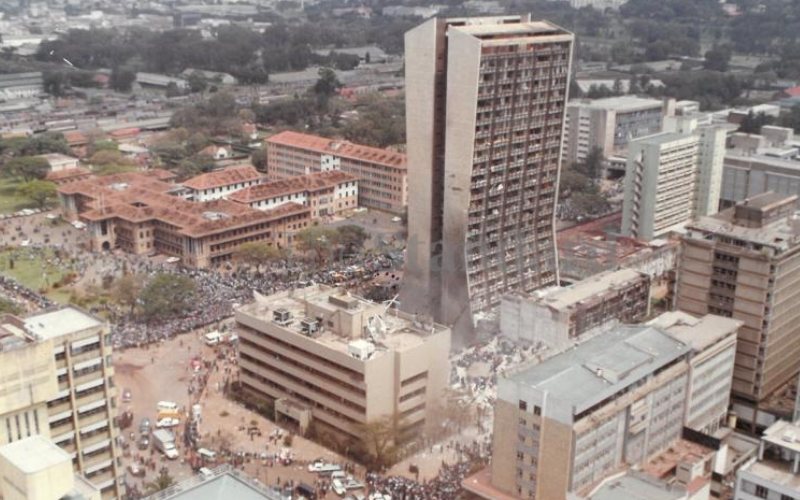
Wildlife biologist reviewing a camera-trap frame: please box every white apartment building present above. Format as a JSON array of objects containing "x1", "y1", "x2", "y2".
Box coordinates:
[
  {"x1": 182, "y1": 165, "x2": 263, "y2": 202},
  {"x1": 621, "y1": 132, "x2": 700, "y2": 240},
  {"x1": 734, "y1": 419, "x2": 800, "y2": 500},
  {"x1": 562, "y1": 96, "x2": 665, "y2": 168}
]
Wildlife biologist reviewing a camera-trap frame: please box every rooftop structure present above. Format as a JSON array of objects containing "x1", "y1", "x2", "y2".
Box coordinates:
[
  {"x1": 57, "y1": 171, "x2": 310, "y2": 267},
  {"x1": 500, "y1": 268, "x2": 650, "y2": 350},
  {"x1": 578, "y1": 471, "x2": 689, "y2": 500},
  {"x1": 734, "y1": 419, "x2": 800, "y2": 500},
  {"x1": 37, "y1": 153, "x2": 79, "y2": 172},
  {"x1": 265, "y1": 130, "x2": 407, "y2": 213},
  {"x1": 236, "y1": 285, "x2": 450, "y2": 439},
  {"x1": 23, "y1": 307, "x2": 103, "y2": 340},
  {"x1": 182, "y1": 165, "x2": 263, "y2": 202},
  {"x1": 142, "y1": 465, "x2": 281, "y2": 500},
  {"x1": 229, "y1": 170, "x2": 359, "y2": 218},
  {"x1": 721, "y1": 154, "x2": 800, "y2": 209}
]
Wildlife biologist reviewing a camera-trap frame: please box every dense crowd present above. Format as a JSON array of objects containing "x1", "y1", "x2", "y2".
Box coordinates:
[{"x1": 0, "y1": 274, "x2": 55, "y2": 312}]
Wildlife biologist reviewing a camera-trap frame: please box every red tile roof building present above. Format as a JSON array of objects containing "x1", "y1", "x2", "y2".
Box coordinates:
[
  {"x1": 265, "y1": 131, "x2": 407, "y2": 213},
  {"x1": 58, "y1": 171, "x2": 309, "y2": 268},
  {"x1": 229, "y1": 170, "x2": 358, "y2": 218},
  {"x1": 182, "y1": 164, "x2": 262, "y2": 201},
  {"x1": 45, "y1": 167, "x2": 93, "y2": 185}
]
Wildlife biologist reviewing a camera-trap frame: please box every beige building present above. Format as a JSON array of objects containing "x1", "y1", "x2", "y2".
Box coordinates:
[
  {"x1": 500, "y1": 268, "x2": 650, "y2": 350},
  {"x1": 0, "y1": 308, "x2": 122, "y2": 498},
  {"x1": 486, "y1": 312, "x2": 739, "y2": 500},
  {"x1": 265, "y1": 131, "x2": 407, "y2": 213},
  {"x1": 621, "y1": 132, "x2": 701, "y2": 241},
  {"x1": 229, "y1": 170, "x2": 359, "y2": 218},
  {"x1": 403, "y1": 15, "x2": 574, "y2": 340},
  {"x1": 235, "y1": 285, "x2": 451, "y2": 442},
  {"x1": 675, "y1": 192, "x2": 800, "y2": 432},
  {"x1": 182, "y1": 165, "x2": 263, "y2": 202},
  {"x1": 0, "y1": 435, "x2": 100, "y2": 500}
]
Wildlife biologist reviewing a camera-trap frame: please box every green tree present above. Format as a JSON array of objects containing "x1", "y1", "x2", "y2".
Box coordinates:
[
  {"x1": 18, "y1": 180, "x2": 57, "y2": 208},
  {"x1": 139, "y1": 273, "x2": 196, "y2": 322},
  {"x1": 187, "y1": 72, "x2": 208, "y2": 93},
  {"x1": 1, "y1": 133, "x2": 69, "y2": 156},
  {"x1": 780, "y1": 105, "x2": 800, "y2": 133},
  {"x1": 295, "y1": 226, "x2": 337, "y2": 264},
  {"x1": 110, "y1": 274, "x2": 145, "y2": 316},
  {"x1": 0, "y1": 297, "x2": 21, "y2": 315},
  {"x1": 165, "y1": 81, "x2": 181, "y2": 98},
  {"x1": 251, "y1": 147, "x2": 267, "y2": 172},
  {"x1": 704, "y1": 45, "x2": 732, "y2": 72},
  {"x1": 232, "y1": 242, "x2": 282, "y2": 267},
  {"x1": 5, "y1": 156, "x2": 51, "y2": 181},
  {"x1": 355, "y1": 415, "x2": 401, "y2": 470},
  {"x1": 144, "y1": 470, "x2": 176, "y2": 494},
  {"x1": 109, "y1": 66, "x2": 136, "y2": 92},
  {"x1": 311, "y1": 67, "x2": 341, "y2": 111}
]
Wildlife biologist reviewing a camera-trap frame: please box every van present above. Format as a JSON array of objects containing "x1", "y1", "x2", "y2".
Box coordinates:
[
  {"x1": 156, "y1": 401, "x2": 178, "y2": 412},
  {"x1": 204, "y1": 331, "x2": 221, "y2": 346},
  {"x1": 157, "y1": 409, "x2": 181, "y2": 421},
  {"x1": 198, "y1": 467, "x2": 214, "y2": 479},
  {"x1": 198, "y1": 448, "x2": 217, "y2": 462}
]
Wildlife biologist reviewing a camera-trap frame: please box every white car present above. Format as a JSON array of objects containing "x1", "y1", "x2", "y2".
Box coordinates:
[
  {"x1": 332, "y1": 479, "x2": 346, "y2": 497},
  {"x1": 391, "y1": 216, "x2": 402, "y2": 223},
  {"x1": 156, "y1": 417, "x2": 180, "y2": 428}
]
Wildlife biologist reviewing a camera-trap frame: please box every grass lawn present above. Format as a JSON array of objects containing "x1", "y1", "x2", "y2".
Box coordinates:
[
  {"x1": 0, "y1": 177, "x2": 33, "y2": 215},
  {"x1": 0, "y1": 248, "x2": 74, "y2": 303}
]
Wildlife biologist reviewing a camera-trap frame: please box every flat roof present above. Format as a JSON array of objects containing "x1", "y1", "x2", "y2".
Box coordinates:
[
  {"x1": 145, "y1": 467, "x2": 282, "y2": 500},
  {"x1": 576, "y1": 95, "x2": 664, "y2": 112},
  {"x1": 24, "y1": 307, "x2": 102, "y2": 340},
  {"x1": 742, "y1": 459, "x2": 800, "y2": 492},
  {"x1": 763, "y1": 419, "x2": 800, "y2": 454},
  {"x1": 505, "y1": 326, "x2": 690, "y2": 415},
  {"x1": 0, "y1": 435, "x2": 72, "y2": 474},
  {"x1": 531, "y1": 268, "x2": 645, "y2": 311},
  {"x1": 587, "y1": 472, "x2": 687, "y2": 500},
  {"x1": 688, "y1": 204, "x2": 800, "y2": 251},
  {"x1": 634, "y1": 131, "x2": 698, "y2": 147},
  {"x1": 647, "y1": 312, "x2": 741, "y2": 352},
  {"x1": 454, "y1": 20, "x2": 562, "y2": 37}
]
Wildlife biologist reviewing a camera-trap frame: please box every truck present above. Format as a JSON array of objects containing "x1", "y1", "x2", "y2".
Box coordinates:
[{"x1": 152, "y1": 429, "x2": 179, "y2": 460}]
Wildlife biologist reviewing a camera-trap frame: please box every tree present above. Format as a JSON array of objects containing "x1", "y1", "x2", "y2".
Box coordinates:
[
  {"x1": 780, "y1": 105, "x2": 800, "y2": 133},
  {"x1": 5, "y1": 156, "x2": 51, "y2": 181},
  {"x1": 356, "y1": 415, "x2": 401, "y2": 470},
  {"x1": 0, "y1": 297, "x2": 20, "y2": 315},
  {"x1": 110, "y1": 274, "x2": 145, "y2": 316},
  {"x1": 18, "y1": 180, "x2": 57, "y2": 208},
  {"x1": 1, "y1": 133, "x2": 69, "y2": 157},
  {"x1": 187, "y1": 72, "x2": 208, "y2": 93},
  {"x1": 295, "y1": 226, "x2": 337, "y2": 264},
  {"x1": 144, "y1": 470, "x2": 176, "y2": 494},
  {"x1": 704, "y1": 45, "x2": 732, "y2": 72},
  {"x1": 139, "y1": 273, "x2": 196, "y2": 322},
  {"x1": 109, "y1": 66, "x2": 136, "y2": 92},
  {"x1": 334, "y1": 225, "x2": 369, "y2": 255},
  {"x1": 233, "y1": 242, "x2": 282, "y2": 267},
  {"x1": 251, "y1": 147, "x2": 267, "y2": 172},
  {"x1": 739, "y1": 111, "x2": 774, "y2": 134},
  {"x1": 165, "y1": 81, "x2": 181, "y2": 98},
  {"x1": 311, "y1": 67, "x2": 341, "y2": 111}
]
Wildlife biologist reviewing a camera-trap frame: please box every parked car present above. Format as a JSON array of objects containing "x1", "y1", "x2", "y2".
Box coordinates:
[
  {"x1": 156, "y1": 417, "x2": 180, "y2": 428},
  {"x1": 137, "y1": 435, "x2": 150, "y2": 450},
  {"x1": 139, "y1": 418, "x2": 151, "y2": 434},
  {"x1": 127, "y1": 463, "x2": 145, "y2": 477},
  {"x1": 121, "y1": 388, "x2": 132, "y2": 403}
]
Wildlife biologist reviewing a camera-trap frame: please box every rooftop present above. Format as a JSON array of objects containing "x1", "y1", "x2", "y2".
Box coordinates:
[
  {"x1": 762, "y1": 419, "x2": 800, "y2": 455},
  {"x1": 0, "y1": 435, "x2": 72, "y2": 474},
  {"x1": 647, "y1": 311, "x2": 741, "y2": 352},
  {"x1": 228, "y1": 170, "x2": 357, "y2": 204},
  {"x1": 585, "y1": 472, "x2": 688, "y2": 500},
  {"x1": 24, "y1": 306, "x2": 103, "y2": 340},
  {"x1": 633, "y1": 131, "x2": 698, "y2": 147},
  {"x1": 741, "y1": 458, "x2": 800, "y2": 492},
  {"x1": 267, "y1": 131, "x2": 406, "y2": 169},
  {"x1": 526, "y1": 268, "x2": 646, "y2": 311},
  {"x1": 238, "y1": 285, "x2": 446, "y2": 357},
  {"x1": 144, "y1": 465, "x2": 281, "y2": 500},
  {"x1": 454, "y1": 19, "x2": 565, "y2": 38},
  {"x1": 504, "y1": 326, "x2": 691, "y2": 415},
  {"x1": 37, "y1": 152, "x2": 78, "y2": 164},
  {"x1": 575, "y1": 95, "x2": 665, "y2": 112},
  {"x1": 183, "y1": 165, "x2": 262, "y2": 191}
]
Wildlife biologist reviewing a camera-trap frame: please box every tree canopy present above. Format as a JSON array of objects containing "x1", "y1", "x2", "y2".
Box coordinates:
[{"x1": 139, "y1": 273, "x2": 196, "y2": 322}]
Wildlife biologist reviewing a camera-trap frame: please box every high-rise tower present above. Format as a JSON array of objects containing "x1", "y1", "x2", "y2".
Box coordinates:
[{"x1": 403, "y1": 16, "x2": 574, "y2": 340}]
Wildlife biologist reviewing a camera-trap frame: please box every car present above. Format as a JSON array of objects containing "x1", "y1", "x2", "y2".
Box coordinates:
[
  {"x1": 127, "y1": 463, "x2": 145, "y2": 477},
  {"x1": 391, "y1": 216, "x2": 402, "y2": 223},
  {"x1": 139, "y1": 418, "x2": 151, "y2": 434},
  {"x1": 121, "y1": 388, "x2": 132, "y2": 403},
  {"x1": 332, "y1": 479, "x2": 346, "y2": 496},
  {"x1": 156, "y1": 417, "x2": 180, "y2": 428},
  {"x1": 137, "y1": 435, "x2": 150, "y2": 450}
]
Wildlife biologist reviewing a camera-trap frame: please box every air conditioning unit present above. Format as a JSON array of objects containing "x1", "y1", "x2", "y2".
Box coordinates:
[
  {"x1": 273, "y1": 308, "x2": 292, "y2": 326},
  {"x1": 300, "y1": 318, "x2": 320, "y2": 336}
]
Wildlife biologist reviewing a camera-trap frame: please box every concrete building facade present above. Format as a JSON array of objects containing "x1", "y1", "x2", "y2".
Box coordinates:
[
  {"x1": 182, "y1": 165, "x2": 263, "y2": 202},
  {"x1": 721, "y1": 154, "x2": 800, "y2": 208},
  {"x1": 265, "y1": 131, "x2": 407, "y2": 213},
  {"x1": 675, "y1": 193, "x2": 800, "y2": 431},
  {"x1": 734, "y1": 419, "x2": 800, "y2": 500},
  {"x1": 235, "y1": 285, "x2": 451, "y2": 442},
  {"x1": 621, "y1": 132, "x2": 700, "y2": 240},
  {"x1": 403, "y1": 15, "x2": 574, "y2": 338},
  {"x1": 500, "y1": 268, "x2": 650, "y2": 350},
  {"x1": 562, "y1": 96, "x2": 665, "y2": 168}
]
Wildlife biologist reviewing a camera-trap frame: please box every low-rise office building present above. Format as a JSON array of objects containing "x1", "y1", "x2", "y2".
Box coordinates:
[
  {"x1": 58, "y1": 172, "x2": 311, "y2": 268},
  {"x1": 182, "y1": 164, "x2": 263, "y2": 202},
  {"x1": 265, "y1": 131, "x2": 407, "y2": 213},
  {"x1": 235, "y1": 285, "x2": 451, "y2": 441},
  {"x1": 500, "y1": 268, "x2": 650, "y2": 350},
  {"x1": 721, "y1": 154, "x2": 800, "y2": 208},
  {"x1": 734, "y1": 419, "x2": 800, "y2": 500},
  {"x1": 229, "y1": 170, "x2": 359, "y2": 218}
]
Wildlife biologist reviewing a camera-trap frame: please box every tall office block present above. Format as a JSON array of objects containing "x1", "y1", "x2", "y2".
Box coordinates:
[
  {"x1": 403, "y1": 16, "x2": 574, "y2": 339},
  {"x1": 675, "y1": 193, "x2": 800, "y2": 431},
  {"x1": 621, "y1": 132, "x2": 700, "y2": 241}
]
